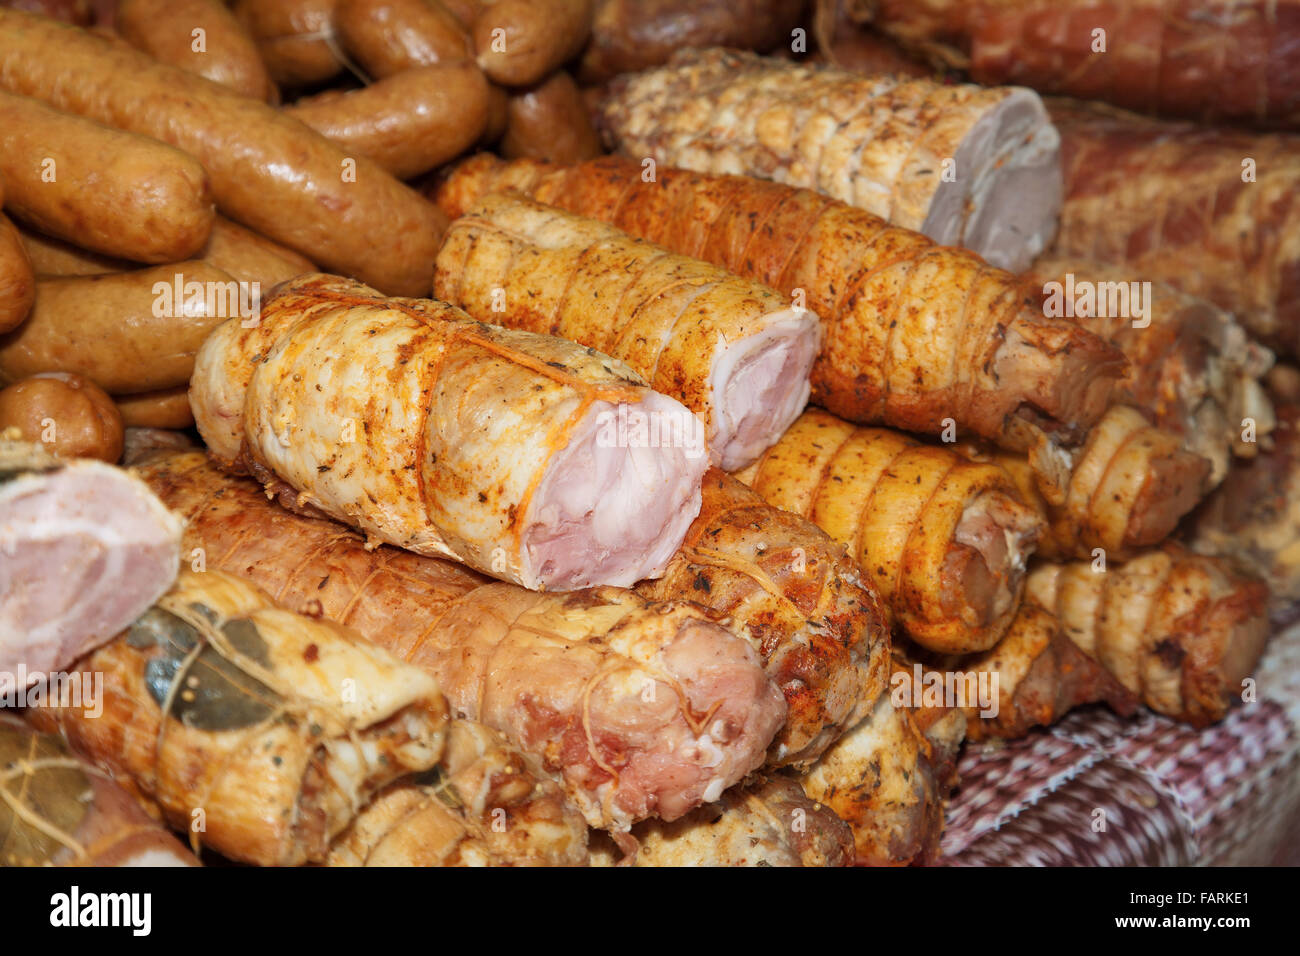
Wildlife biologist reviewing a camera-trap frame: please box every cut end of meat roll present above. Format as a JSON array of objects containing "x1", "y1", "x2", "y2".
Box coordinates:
[
  {"x1": 0, "y1": 440, "x2": 182, "y2": 686},
  {"x1": 946, "y1": 487, "x2": 1042, "y2": 638},
  {"x1": 923, "y1": 87, "x2": 1063, "y2": 273},
  {"x1": 523, "y1": 392, "x2": 708, "y2": 589},
  {"x1": 709, "y1": 312, "x2": 819, "y2": 470}
]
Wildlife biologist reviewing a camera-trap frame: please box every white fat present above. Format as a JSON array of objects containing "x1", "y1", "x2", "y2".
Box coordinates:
[
  {"x1": 693, "y1": 734, "x2": 725, "y2": 769},
  {"x1": 708, "y1": 312, "x2": 820, "y2": 471},
  {"x1": 922, "y1": 88, "x2": 1063, "y2": 273},
  {"x1": 118, "y1": 849, "x2": 196, "y2": 867},
  {"x1": 521, "y1": 392, "x2": 708, "y2": 590},
  {"x1": 702, "y1": 777, "x2": 726, "y2": 803}
]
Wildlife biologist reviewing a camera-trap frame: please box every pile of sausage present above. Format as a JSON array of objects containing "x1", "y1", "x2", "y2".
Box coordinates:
[{"x1": 1, "y1": 0, "x2": 1297, "y2": 869}]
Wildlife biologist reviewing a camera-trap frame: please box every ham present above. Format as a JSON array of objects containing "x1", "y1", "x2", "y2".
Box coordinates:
[{"x1": 190, "y1": 273, "x2": 708, "y2": 591}]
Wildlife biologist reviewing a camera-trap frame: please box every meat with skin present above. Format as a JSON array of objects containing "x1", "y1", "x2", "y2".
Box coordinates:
[
  {"x1": 191, "y1": 273, "x2": 708, "y2": 591},
  {"x1": 858, "y1": 0, "x2": 1300, "y2": 126},
  {"x1": 904, "y1": 604, "x2": 1137, "y2": 742},
  {"x1": 432, "y1": 154, "x2": 1126, "y2": 453},
  {"x1": 600, "y1": 48, "x2": 1062, "y2": 272},
  {"x1": 1024, "y1": 255, "x2": 1276, "y2": 484},
  {"x1": 1025, "y1": 543, "x2": 1270, "y2": 726},
  {"x1": 0, "y1": 439, "x2": 181, "y2": 693},
  {"x1": 810, "y1": 0, "x2": 934, "y2": 77},
  {"x1": 1190, "y1": 404, "x2": 1300, "y2": 617},
  {"x1": 327, "y1": 719, "x2": 588, "y2": 866},
  {"x1": 26, "y1": 569, "x2": 449, "y2": 866},
  {"x1": 1048, "y1": 100, "x2": 1300, "y2": 355},
  {"x1": 637, "y1": 469, "x2": 892, "y2": 769},
  {"x1": 0, "y1": 712, "x2": 197, "y2": 867},
  {"x1": 734, "y1": 408, "x2": 1044, "y2": 655},
  {"x1": 578, "y1": 0, "x2": 809, "y2": 83},
  {"x1": 960, "y1": 406, "x2": 1213, "y2": 561},
  {"x1": 434, "y1": 194, "x2": 820, "y2": 470},
  {"x1": 588, "y1": 774, "x2": 854, "y2": 867},
  {"x1": 800, "y1": 691, "x2": 945, "y2": 866},
  {"x1": 135, "y1": 453, "x2": 786, "y2": 834}
]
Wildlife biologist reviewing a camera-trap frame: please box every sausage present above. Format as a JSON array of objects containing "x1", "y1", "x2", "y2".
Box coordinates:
[
  {"x1": 0, "y1": 0, "x2": 92, "y2": 24},
  {"x1": 0, "y1": 372, "x2": 124, "y2": 461},
  {"x1": 480, "y1": 79, "x2": 508, "y2": 144},
  {"x1": 473, "y1": 0, "x2": 593, "y2": 87},
  {"x1": 501, "y1": 70, "x2": 603, "y2": 163},
  {"x1": 17, "y1": 215, "x2": 313, "y2": 288},
  {"x1": 198, "y1": 215, "x2": 316, "y2": 287},
  {"x1": 286, "y1": 62, "x2": 489, "y2": 179},
  {"x1": 0, "y1": 262, "x2": 243, "y2": 394},
  {"x1": 15, "y1": 225, "x2": 124, "y2": 276},
  {"x1": 115, "y1": 386, "x2": 194, "y2": 430},
  {"x1": 232, "y1": 0, "x2": 343, "y2": 87},
  {"x1": 579, "y1": 0, "x2": 809, "y2": 83},
  {"x1": 335, "y1": 0, "x2": 471, "y2": 78},
  {"x1": 0, "y1": 211, "x2": 35, "y2": 333},
  {"x1": 0, "y1": 90, "x2": 214, "y2": 264},
  {"x1": 117, "y1": 0, "x2": 275, "y2": 101},
  {"x1": 0, "y1": 10, "x2": 446, "y2": 296},
  {"x1": 439, "y1": 0, "x2": 479, "y2": 28}
]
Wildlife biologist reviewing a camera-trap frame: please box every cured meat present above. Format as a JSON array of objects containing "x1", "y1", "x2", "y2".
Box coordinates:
[
  {"x1": 1024, "y1": 255, "x2": 1276, "y2": 484},
  {"x1": 432, "y1": 155, "x2": 1126, "y2": 453},
  {"x1": 136, "y1": 453, "x2": 786, "y2": 834},
  {"x1": 1048, "y1": 100, "x2": 1300, "y2": 355},
  {"x1": 190, "y1": 273, "x2": 708, "y2": 591},
  {"x1": 1191, "y1": 404, "x2": 1300, "y2": 616},
  {"x1": 734, "y1": 409, "x2": 1044, "y2": 655},
  {"x1": 859, "y1": 0, "x2": 1300, "y2": 126},
  {"x1": 800, "y1": 692, "x2": 945, "y2": 866},
  {"x1": 0, "y1": 439, "x2": 181, "y2": 691},
  {"x1": 1025, "y1": 544, "x2": 1271, "y2": 726},
  {"x1": 589, "y1": 775, "x2": 854, "y2": 867},
  {"x1": 904, "y1": 604, "x2": 1137, "y2": 742},
  {"x1": 637, "y1": 469, "x2": 891, "y2": 769},
  {"x1": 579, "y1": 0, "x2": 808, "y2": 83},
  {"x1": 0, "y1": 712, "x2": 196, "y2": 867},
  {"x1": 27, "y1": 568, "x2": 449, "y2": 866},
  {"x1": 960, "y1": 406, "x2": 1213, "y2": 561},
  {"x1": 599, "y1": 48, "x2": 1062, "y2": 272},
  {"x1": 434, "y1": 193, "x2": 819, "y2": 470},
  {"x1": 327, "y1": 719, "x2": 588, "y2": 867}
]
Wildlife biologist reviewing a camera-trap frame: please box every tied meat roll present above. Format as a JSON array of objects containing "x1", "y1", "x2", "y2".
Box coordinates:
[
  {"x1": 28, "y1": 569, "x2": 449, "y2": 866},
  {"x1": 328, "y1": 719, "x2": 589, "y2": 867},
  {"x1": 961, "y1": 406, "x2": 1213, "y2": 561},
  {"x1": 734, "y1": 409, "x2": 1045, "y2": 655},
  {"x1": 1025, "y1": 544, "x2": 1271, "y2": 726},
  {"x1": 191, "y1": 273, "x2": 708, "y2": 591},
  {"x1": 637, "y1": 469, "x2": 892, "y2": 769},
  {"x1": 1024, "y1": 255, "x2": 1276, "y2": 484},
  {"x1": 0, "y1": 713, "x2": 197, "y2": 867},
  {"x1": 137, "y1": 454, "x2": 786, "y2": 835},
  {"x1": 1048, "y1": 101, "x2": 1300, "y2": 355},
  {"x1": 433, "y1": 155, "x2": 1126, "y2": 454},
  {"x1": 859, "y1": 0, "x2": 1300, "y2": 127},
  {"x1": 0, "y1": 439, "x2": 181, "y2": 690},
  {"x1": 599, "y1": 48, "x2": 1062, "y2": 272},
  {"x1": 434, "y1": 194, "x2": 820, "y2": 470},
  {"x1": 589, "y1": 775, "x2": 855, "y2": 867}
]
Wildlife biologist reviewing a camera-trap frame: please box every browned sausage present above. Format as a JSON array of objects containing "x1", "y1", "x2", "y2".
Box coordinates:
[
  {"x1": 115, "y1": 386, "x2": 195, "y2": 429},
  {"x1": 117, "y1": 0, "x2": 275, "y2": 101},
  {"x1": 439, "y1": 0, "x2": 478, "y2": 28},
  {"x1": 0, "y1": 90, "x2": 214, "y2": 264},
  {"x1": 15, "y1": 225, "x2": 125, "y2": 276},
  {"x1": 0, "y1": 11, "x2": 446, "y2": 296},
  {"x1": 0, "y1": 0, "x2": 93, "y2": 24},
  {"x1": 501, "y1": 70, "x2": 602, "y2": 163},
  {"x1": 232, "y1": 0, "x2": 343, "y2": 87},
  {"x1": 0, "y1": 207, "x2": 35, "y2": 334},
  {"x1": 473, "y1": 0, "x2": 592, "y2": 87},
  {"x1": 0, "y1": 371, "x2": 124, "y2": 461},
  {"x1": 18, "y1": 215, "x2": 313, "y2": 288},
  {"x1": 335, "y1": 0, "x2": 470, "y2": 78},
  {"x1": 480, "y1": 79, "x2": 508, "y2": 144},
  {"x1": 0, "y1": 262, "x2": 242, "y2": 394},
  {"x1": 287, "y1": 62, "x2": 489, "y2": 179}
]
